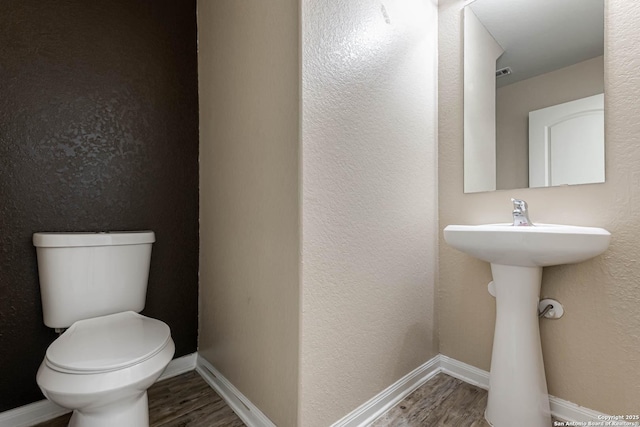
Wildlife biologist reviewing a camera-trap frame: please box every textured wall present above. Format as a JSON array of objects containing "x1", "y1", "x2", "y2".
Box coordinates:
[
  {"x1": 496, "y1": 56, "x2": 604, "y2": 190},
  {"x1": 301, "y1": 1, "x2": 439, "y2": 425},
  {"x1": 439, "y1": 0, "x2": 640, "y2": 414},
  {"x1": 197, "y1": 1, "x2": 300, "y2": 426},
  {"x1": 0, "y1": 0, "x2": 199, "y2": 411}
]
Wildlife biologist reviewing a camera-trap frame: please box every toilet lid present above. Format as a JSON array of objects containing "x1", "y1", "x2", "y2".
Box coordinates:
[{"x1": 46, "y1": 311, "x2": 171, "y2": 374}]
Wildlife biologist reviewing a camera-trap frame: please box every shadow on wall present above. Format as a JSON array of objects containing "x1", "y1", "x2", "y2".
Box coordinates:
[{"x1": 394, "y1": 322, "x2": 436, "y2": 381}]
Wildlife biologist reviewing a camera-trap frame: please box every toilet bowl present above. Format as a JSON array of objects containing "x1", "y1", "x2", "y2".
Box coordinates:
[
  {"x1": 32, "y1": 230, "x2": 173, "y2": 427},
  {"x1": 36, "y1": 311, "x2": 175, "y2": 427}
]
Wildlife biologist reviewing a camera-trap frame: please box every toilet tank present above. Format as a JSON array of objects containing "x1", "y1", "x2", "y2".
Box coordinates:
[{"x1": 33, "y1": 231, "x2": 155, "y2": 328}]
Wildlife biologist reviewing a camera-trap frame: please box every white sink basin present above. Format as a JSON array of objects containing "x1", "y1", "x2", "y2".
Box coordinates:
[
  {"x1": 444, "y1": 223, "x2": 611, "y2": 267},
  {"x1": 443, "y1": 222, "x2": 611, "y2": 427}
]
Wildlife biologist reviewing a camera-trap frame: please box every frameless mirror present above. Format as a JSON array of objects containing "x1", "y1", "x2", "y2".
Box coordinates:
[{"x1": 463, "y1": 0, "x2": 605, "y2": 193}]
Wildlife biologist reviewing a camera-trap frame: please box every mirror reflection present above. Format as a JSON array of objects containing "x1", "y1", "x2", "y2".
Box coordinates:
[{"x1": 463, "y1": 0, "x2": 605, "y2": 193}]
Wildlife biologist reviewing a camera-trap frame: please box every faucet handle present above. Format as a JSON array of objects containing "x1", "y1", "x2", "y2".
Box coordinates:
[
  {"x1": 511, "y1": 198, "x2": 528, "y2": 213},
  {"x1": 511, "y1": 198, "x2": 533, "y2": 226}
]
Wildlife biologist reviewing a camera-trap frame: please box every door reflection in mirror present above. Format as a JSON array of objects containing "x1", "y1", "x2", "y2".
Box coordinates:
[{"x1": 463, "y1": 0, "x2": 605, "y2": 193}]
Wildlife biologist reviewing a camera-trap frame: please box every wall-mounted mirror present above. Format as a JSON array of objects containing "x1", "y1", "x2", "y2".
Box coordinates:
[{"x1": 463, "y1": 0, "x2": 605, "y2": 193}]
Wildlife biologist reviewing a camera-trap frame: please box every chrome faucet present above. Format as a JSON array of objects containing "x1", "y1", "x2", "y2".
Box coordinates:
[{"x1": 511, "y1": 198, "x2": 533, "y2": 226}]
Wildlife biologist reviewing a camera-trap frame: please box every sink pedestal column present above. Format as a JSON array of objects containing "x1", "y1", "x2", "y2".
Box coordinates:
[{"x1": 485, "y1": 264, "x2": 552, "y2": 427}]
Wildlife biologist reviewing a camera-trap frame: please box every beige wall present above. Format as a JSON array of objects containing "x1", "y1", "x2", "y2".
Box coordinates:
[
  {"x1": 496, "y1": 56, "x2": 604, "y2": 190},
  {"x1": 198, "y1": 1, "x2": 438, "y2": 425},
  {"x1": 439, "y1": 0, "x2": 640, "y2": 415},
  {"x1": 197, "y1": 1, "x2": 300, "y2": 426},
  {"x1": 301, "y1": 0, "x2": 439, "y2": 425}
]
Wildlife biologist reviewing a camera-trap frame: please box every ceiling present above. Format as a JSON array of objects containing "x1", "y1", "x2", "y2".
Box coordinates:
[{"x1": 468, "y1": 0, "x2": 604, "y2": 87}]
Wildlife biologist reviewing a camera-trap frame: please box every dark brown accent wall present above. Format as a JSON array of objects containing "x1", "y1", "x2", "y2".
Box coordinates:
[{"x1": 0, "y1": 0, "x2": 199, "y2": 411}]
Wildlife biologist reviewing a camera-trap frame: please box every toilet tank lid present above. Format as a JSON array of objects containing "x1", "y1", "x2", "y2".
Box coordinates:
[{"x1": 33, "y1": 231, "x2": 155, "y2": 248}]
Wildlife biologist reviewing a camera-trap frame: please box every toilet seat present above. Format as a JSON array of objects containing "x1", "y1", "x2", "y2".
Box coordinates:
[{"x1": 45, "y1": 311, "x2": 171, "y2": 374}]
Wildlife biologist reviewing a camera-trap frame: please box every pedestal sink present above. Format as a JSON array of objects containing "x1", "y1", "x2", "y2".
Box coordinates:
[{"x1": 443, "y1": 223, "x2": 611, "y2": 427}]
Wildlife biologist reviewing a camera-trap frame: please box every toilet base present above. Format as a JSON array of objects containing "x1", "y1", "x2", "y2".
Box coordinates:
[
  {"x1": 68, "y1": 392, "x2": 149, "y2": 427},
  {"x1": 37, "y1": 335, "x2": 175, "y2": 427}
]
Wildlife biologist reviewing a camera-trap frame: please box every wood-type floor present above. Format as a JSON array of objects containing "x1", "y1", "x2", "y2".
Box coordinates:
[
  {"x1": 34, "y1": 370, "x2": 555, "y2": 426},
  {"x1": 371, "y1": 373, "x2": 491, "y2": 426}
]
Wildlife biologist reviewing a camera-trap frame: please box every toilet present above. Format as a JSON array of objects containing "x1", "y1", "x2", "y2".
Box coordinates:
[{"x1": 33, "y1": 231, "x2": 175, "y2": 427}]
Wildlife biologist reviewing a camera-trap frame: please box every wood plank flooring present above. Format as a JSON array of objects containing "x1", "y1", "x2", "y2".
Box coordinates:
[
  {"x1": 32, "y1": 371, "x2": 245, "y2": 427},
  {"x1": 372, "y1": 373, "x2": 559, "y2": 426},
  {"x1": 33, "y1": 370, "x2": 554, "y2": 427},
  {"x1": 372, "y1": 373, "x2": 491, "y2": 427}
]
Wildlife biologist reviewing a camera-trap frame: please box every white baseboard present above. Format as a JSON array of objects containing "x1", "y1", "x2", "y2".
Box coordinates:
[
  {"x1": 195, "y1": 355, "x2": 276, "y2": 427},
  {"x1": 438, "y1": 355, "x2": 611, "y2": 424},
  {"x1": 331, "y1": 354, "x2": 441, "y2": 427},
  {"x1": 0, "y1": 352, "x2": 613, "y2": 427},
  {"x1": 159, "y1": 352, "x2": 197, "y2": 381},
  {"x1": 0, "y1": 399, "x2": 69, "y2": 427},
  {"x1": 439, "y1": 354, "x2": 490, "y2": 390},
  {"x1": 333, "y1": 354, "x2": 611, "y2": 426},
  {"x1": 548, "y1": 395, "x2": 611, "y2": 423},
  {"x1": 0, "y1": 353, "x2": 197, "y2": 427}
]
